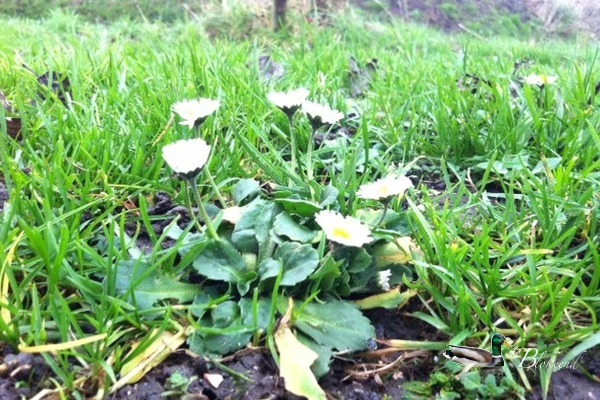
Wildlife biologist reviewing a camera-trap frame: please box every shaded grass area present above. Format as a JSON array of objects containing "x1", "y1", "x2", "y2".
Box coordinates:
[
  {"x1": 0, "y1": 0, "x2": 543, "y2": 39},
  {"x1": 0, "y1": 9, "x2": 599, "y2": 399},
  {"x1": 0, "y1": 0, "x2": 201, "y2": 23}
]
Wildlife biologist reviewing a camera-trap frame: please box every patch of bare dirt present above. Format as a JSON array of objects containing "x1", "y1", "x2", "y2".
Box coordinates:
[{"x1": 2, "y1": 309, "x2": 600, "y2": 399}]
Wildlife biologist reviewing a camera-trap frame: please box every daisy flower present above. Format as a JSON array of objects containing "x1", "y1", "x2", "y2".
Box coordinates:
[
  {"x1": 267, "y1": 88, "x2": 309, "y2": 118},
  {"x1": 357, "y1": 175, "x2": 414, "y2": 201},
  {"x1": 315, "y1": 210, "x2": 372, "y2": 247},
  {"x1": 162, "y1": 138, "x2": 211, "y2": 179},
  {"x1": 524, "y1": 74, "x2": 558, "y2": 87},
  {"x1": 172, "y1": 98, "x2": 220, "y2": 129},
  {"x1": 302, "y1": 101, "x2": 344, "y2": 130},
  {"x1": 377, "y1": 269, "x2": 392, "y2": 291}
]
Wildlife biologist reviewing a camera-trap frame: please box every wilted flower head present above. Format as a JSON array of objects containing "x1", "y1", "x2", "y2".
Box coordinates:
[
  {"x1": 172, "y1": 98, "x2": 220, "y2": 129},
  {"x1": 315, "y1": 210, "x2": 372, "y2": 247},
  {"x1": 357, "y1": 175, "x2": 414, "y2": 201},
  {"x1": 162, "y1": 138, "x2": 211, "y2": 179},
  {"x1": 302, "y1": 101, "x2": 344, "y2": 130},
  {"x1": 524, "y1": 74, "x2": 558, "y2": 87},
  {"x1": 377, "y1": 269, "x2": 392, "y2": 291},
  {"x1": 267, "y1": 88, "x2": 309, "y2": 118}
]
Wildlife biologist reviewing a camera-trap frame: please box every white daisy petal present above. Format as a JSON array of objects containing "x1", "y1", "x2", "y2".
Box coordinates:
[
  {"x1": 315, "y1": 210, "x2": 372, "y2": 247},
  {"x1": 162, "y1": 138, "x2": 211, "y2": 178},
  {"x1": 302, "y1": 101, "x2": 344, "y2": 127},
  {"x1": 267, "y1": 88, "x2": 309, "y2": 114},
  {"x1": 357, "y1": 175, "x2": 413, "y2": 201},
  {"x1": 172, "y1": 98, "x2": 220, "y2": 129},
  {"x1": 524, "y1": 74, "x2": 558, "y2": 87}
]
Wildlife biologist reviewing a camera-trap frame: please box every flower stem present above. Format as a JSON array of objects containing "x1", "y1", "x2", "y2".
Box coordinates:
[
  {"x1": 287, "y1": 114, "x2": 300, "y2": 185},
  {"x1": 204, "y1": 168, "x2": 227, "y2": 208},
  {"x1": 376, "y1": 202, "x2": 390, "y2": 228},
  {"x1": 194, "y1": 128, "x2": 226, "y2": 208},
  {"x1": 184, "y1": 180, "x2": 203, "y2": 232},
  {"x1": 189, "y1": 178, "x2": 219, "y2": 240},
  {"x1": 306, "y1": 127, "x2": 318, "y2": 181}
]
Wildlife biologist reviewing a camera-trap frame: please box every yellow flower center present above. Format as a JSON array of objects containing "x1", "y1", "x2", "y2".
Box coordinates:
[{"x1": 332, "y1": 227, "x2": 351, "y2": 240}]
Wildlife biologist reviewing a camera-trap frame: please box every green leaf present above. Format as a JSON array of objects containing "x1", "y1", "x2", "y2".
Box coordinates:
[
  {"x1": 231, "y1": 198, "x2": 270, "y2": 252},
  {"x1": 176, "y1": 232, "x2": 208, "y2": 259},
  {"x1": 560, "y1": 331, "x2": 600, "y2": 365},
  {"x1": 532, "y1": 157, "x2": 562, "y2": 174},
  {"x1": 255, "y1": 202, "x2": 282, "y2": 261},
  {"x1": 236, "y1": 271, "x2": 257, "y2": 296},
  {"x1": 319, "y1": 185, "x2": 339, "y2": 207},
  {"x1": 475, "y1": 160, "x2": 508, "y2": 175},
  {"x1": 459, "y1": 372, "x2": 481, "y2": 391},
  {"x1": 356, "y1": 208, "x2": 411, "y2": 235},
  {"x1": 258, "y1": 258, "x2": 282, "y2": 281},
  {"x1": 438, "y1": 390, "x2": 461, "y2": 400},
  {"x1": 234, "y1": 178, "x2": 261, "y2": 205},
  {"x1": 211, "y1": 301, "x2": 240, "y2": 326},
  {"x1": 275, "y1": 198, "x2": 322, "y2": 217},
  {"x1": 344, "y1": 247, "x2": 372, "y2": 273},
  {"x1": 481, "y1": 374, "x2": 504, "y2": 397},
  {"x1": 308, "y1": 254, "x2": 343, "y2": 293},
  {"x1": 403, "y1": 380, "x2": 433, "y2": 397},
  {"x1": 297, "y1": 334, "x2": 333, "y2": 379},
  {"x1": 192, "y1": 239, "x2": 246, "y2": 283},
  {"x1": 240, "y1": 298, "x2": 272, "y2": 331},
  {"x1": 276, "y1": 242, "x2": 320, "y2": 286},
  {"x1": 338, "y1": 247, "x2": 374, "y2": 290},
  {"x1": 114, "y1": 261, "x2": 203, "y2": 310},
  {"x1": 295, "y1": 300, "x2": 375, "y2": 351},
  {"x1": 196, "y1": 301, "x2": 254, "y2": 355},
  {"x1": 203, "y1": 330, "x2": 253, "y2": 355},
  {"x1": 273, "y1": 212, "x2": 317, "y2": 243},
  {"x1": 190, "y1": 288, "x2": 229, "y2": 318},
  {"x1": 258, "y1": 243, "x2": 319, "y2": 286}
]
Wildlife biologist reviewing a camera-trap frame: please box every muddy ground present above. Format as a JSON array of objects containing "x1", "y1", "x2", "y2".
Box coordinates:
[{"x1": 1, "y1": 306, "x2": 599, "y2": 399}]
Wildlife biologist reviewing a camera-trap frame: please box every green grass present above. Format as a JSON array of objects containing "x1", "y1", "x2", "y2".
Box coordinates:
[{"x1": 0, "y1": 8, "x2": 599, "y2": 399}]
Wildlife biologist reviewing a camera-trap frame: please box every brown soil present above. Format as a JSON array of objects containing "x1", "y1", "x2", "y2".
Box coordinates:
[{"x1": 2, "y1": 308, "x2": 599, "y2": 399}]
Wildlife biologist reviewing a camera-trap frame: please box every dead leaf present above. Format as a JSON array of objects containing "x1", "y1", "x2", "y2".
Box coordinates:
[
  {"x1": 258, "y1": 55, "x2": 285, "y2": 83},
  {"x1": 1, "y1": 91, "x2": 22, "y2": 140},
  {"x1": 457, "y1": 73, "x2": 492, "y2": 94},
  {"x1": 348, "y1": 56, "x2": 378, "y2": 98},
  {"x1": 111, "y1": 327, "x2": 190, "y2": 394},
  {"x1": 274, "y1": 298, "x2": 327, "y2": 400},
  {"x1": 373, "y1": 236, "x2": 421, "y2": 268},
  {"x1": 23, "y1": 64, "x2": 72, "y2": 105},
  {"x1": 354, "y1": 287, "x2": 417, "y2": 310},
  {"x1": 5, "y1": 117, "x2": 22, "y2": 140}
]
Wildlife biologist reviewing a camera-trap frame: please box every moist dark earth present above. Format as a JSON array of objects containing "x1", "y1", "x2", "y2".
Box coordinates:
[{"x1": 1, "y1": 309, "x2": 599, "y2": 399}]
